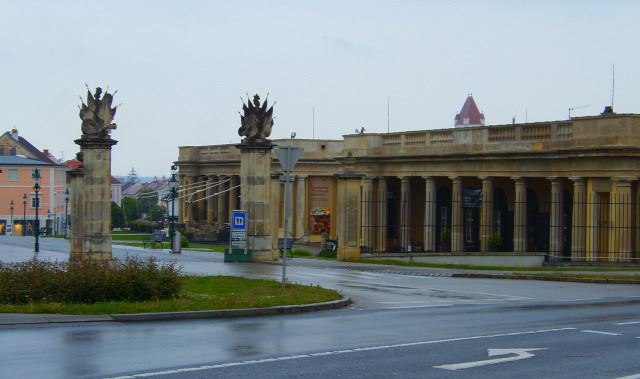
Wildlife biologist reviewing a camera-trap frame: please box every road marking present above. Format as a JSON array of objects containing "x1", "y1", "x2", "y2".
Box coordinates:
[
  {"x1": 616, "y1": 321, "x2": 640, "y2": 325},
  {"x1": 105, "y1": 328, "x2": 575, "y2": 379},
  {"x1": 558, "y1": 298, "x2": 602, "y2": 302},
  {"x1": 434, "y1": 348, "x2": 547, "y2": 371},
  {"x1": 617, "y1": 374, "x2": 640, "y2": 379},
  {"x1": 581, "y1": 330, "x2": 622, "y2": 336}
]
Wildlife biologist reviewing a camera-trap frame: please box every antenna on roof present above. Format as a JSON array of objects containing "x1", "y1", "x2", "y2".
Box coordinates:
[
  {"x1": 611, "y1": 65, "x2": 615, "y2": 109},
  {"x1": 568, "y1": 105, "x2": 590, "y2": 119}
]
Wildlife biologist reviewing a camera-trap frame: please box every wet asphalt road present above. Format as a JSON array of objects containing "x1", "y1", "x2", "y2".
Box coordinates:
[{"x1": 0, "y1": 236, "x2": 639, "y2": 378}]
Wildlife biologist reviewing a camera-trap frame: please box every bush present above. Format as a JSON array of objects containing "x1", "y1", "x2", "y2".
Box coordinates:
[
  {"x1": 488, "y1": 234, "x2": 503, "y2": 249},
  {"x1": 440, "y1": 229, "x2": 451, "y2": 242},
  {"x1": 0, "y1": 257, "x2": 183, "y2": 304},
  {"x1": 317, "y1": 249, "x2": 337, "y2": 259},
  {"x1": 181, "y1": 236, "x2": 190, "y2": 248},
  {"x1": 292, "y1": 248, "x2": 312, "y2": 257}
]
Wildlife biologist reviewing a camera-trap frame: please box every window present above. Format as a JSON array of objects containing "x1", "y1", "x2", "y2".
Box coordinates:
[
  {"x1": 440, "y1": 206, "x2": 448, "y2": 233},
  {"x1": 31, "y1": 197, "x2": 40, "y2": 209},
  {"x1": 494, "y1": 210, "x2": 502, "y2": 237},
  {"x1": 8, "y1": 169, "x2": 18, "y2": 181}
]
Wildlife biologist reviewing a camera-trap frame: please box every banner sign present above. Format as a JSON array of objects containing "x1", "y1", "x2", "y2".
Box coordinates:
[{"x1": 462, "y1": 188, "x2": 482, "y2": 208}]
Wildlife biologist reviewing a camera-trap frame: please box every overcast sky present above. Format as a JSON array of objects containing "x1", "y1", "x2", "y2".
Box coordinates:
[{"x1": 1, "y1": 1, "x2": 638, "y2": 177}]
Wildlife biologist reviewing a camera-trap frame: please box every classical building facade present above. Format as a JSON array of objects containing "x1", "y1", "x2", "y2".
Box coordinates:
[{"x1": 176, "y1": 113, "x2": 640, "y2": 263}]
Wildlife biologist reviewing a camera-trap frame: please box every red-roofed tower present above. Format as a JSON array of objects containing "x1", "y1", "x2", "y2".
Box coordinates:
[{"x1": 455, "y1": 95, "x2": 485, "y2": 127}]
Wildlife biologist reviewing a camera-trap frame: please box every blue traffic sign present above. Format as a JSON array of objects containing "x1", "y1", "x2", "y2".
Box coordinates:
[{"x1": 232, "y1": 211, "x2": 247, "y2": 231}]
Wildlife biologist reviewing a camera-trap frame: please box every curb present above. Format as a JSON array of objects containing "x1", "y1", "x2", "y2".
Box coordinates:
[
  {"x1": 452, "y1": 273, "x2": 640, "y2": 284},
  {"x1": 110, "y1": 296, "x2": 352, "y2": 322}
]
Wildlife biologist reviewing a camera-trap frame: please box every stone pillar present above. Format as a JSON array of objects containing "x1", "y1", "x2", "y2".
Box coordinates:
[
  {"x1": 228, "y1": 176, "x2": 238, "y2": 221},
  {"x1": 376, "y1": 177, "x2": 388, "y2": 251},
  {"x1": 69, "y1": 168, "x2": 85, "y2": 260},
  {"x1": 400, "y1": 176, "x2": 411, "y2": 251},
  {"x1": 549, "y1": 177, "x2": 564, "y2": 258},
  {"x1": 335, "y1": 172, "x2": 365, "y2": 260},
  {"x1": 196, "y1": 176, "x2": 206, "y2": 224},
  {"x1": 270, "y1": 172, "x2": 282, "y2": 255},
  {"x1": 295, "y1": 175, "x2": 308, "y2": 241},
  {"x1": 207, "y1": 176, "x2": 216, "y2": 224},
  {"x1": 424, "y1": 176, "x2": 437, "y2": 252},
  {"x1": 69, "y1": 137, "x2": 117, "y2": 261},
  {"x1": 181, "y1": 176, "x2": 189, "y2": 222},
  {"x1": 451, "y1": 177, "x2": 463, "y2": 252},
  {"x1": 514, "y1": 177, "x2": 527, "y2": 252},
  {"x1": 570, "y1": 177, "x2": 587, "y2": 259},
  {"x1": 361, "y1": 177, "x2": 375, "y2": 251},
  {"x1": 217, "y1": 177, "x2": 227, "y2": 230},
  {"x1": 613, "y1": 178, "x2": 633, "y2": 261},
  {"x1": 237, "y1": 144, "x2": 275, "y2": 261},
  {"x1": 480, "y1": 177, "x2": 494, "y2": 252}
]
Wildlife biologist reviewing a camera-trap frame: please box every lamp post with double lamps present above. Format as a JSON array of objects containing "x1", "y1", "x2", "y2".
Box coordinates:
[
  {"x1": 168, "y1": 166, "x2": 179, "y2": 253},
  {"x1": 32, "y1": 168, "x2": 41, "y2": 253},
  {"x1": 22, "y1": 194, "x2": 27, "y2": 236},
  {"x1": 9, "y1": 200, "x2": 14, "y2": 236}
]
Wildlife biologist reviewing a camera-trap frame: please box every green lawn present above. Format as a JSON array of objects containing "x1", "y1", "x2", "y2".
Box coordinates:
[{"x1": 0, "y1": 276, "x2": 342, "y2": 315}]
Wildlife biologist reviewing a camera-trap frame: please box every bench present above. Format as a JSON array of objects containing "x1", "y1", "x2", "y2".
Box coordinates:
[
  {"x1": 278, "y1": 237, "x2": 296, "y2": 258},
  {"x1": 143, "y1": 230, "x2": 166, "y2": 249}
]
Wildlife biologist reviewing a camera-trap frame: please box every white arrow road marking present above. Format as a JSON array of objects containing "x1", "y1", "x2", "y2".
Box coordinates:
[
  {"x1": 434, "y1": 348, "x2": 547, "y2": 371},
  {"x1": 616, "y1": 321, "x2": 640, "y2": 325}
]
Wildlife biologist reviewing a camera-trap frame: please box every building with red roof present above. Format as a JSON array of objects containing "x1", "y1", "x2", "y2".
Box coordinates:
[{"x1": 454, "y1": 95, "x2": 485, "y2": 127}]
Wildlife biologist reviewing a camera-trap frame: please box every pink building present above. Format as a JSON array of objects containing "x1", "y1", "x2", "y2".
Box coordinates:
[{"x1": 0, "y1": 129, "x2": 67, "y2": 236}]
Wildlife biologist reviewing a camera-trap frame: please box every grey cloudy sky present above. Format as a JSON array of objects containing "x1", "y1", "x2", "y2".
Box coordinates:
[{"x1": 1, "y1": 1, "x2": 638, "y2": 177}]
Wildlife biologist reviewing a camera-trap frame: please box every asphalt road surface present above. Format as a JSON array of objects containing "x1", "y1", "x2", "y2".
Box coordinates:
[{"x1": 0, "y1": 237, "x2": 639, "y2": 378}]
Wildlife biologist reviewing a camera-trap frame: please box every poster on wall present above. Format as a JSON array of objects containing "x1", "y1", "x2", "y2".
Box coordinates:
[{"x1": 308, "y1": 176, "x2": 331, "y2": 234}]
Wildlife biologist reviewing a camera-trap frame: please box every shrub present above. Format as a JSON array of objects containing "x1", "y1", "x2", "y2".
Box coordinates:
[
  {"x1": 181, "y1": 236, "x2": 190, "y2": 248},
  {"x1": 292, "y1": 248, "x2": 312, "y2": 257},
  {"x1": 0, "y1": 257, "x2": 183, "y2": 304},
  {"x1": 440, "y1": 229, "x2": 451, "y2": 242},
  {"x1": 488, "y1": 234, "x2": 503, "y2": 249},
  {"x1": 317, "y1": 249, "x2": 337, "y2": 259}
]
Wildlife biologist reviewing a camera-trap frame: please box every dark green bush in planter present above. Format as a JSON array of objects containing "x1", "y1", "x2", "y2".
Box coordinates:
[
  {"x1": 487, "y1": 234, "x2": 503, "y2": 251},
  {"x1": 440, "y1": 229, "x2": 451, "y2": 252}
]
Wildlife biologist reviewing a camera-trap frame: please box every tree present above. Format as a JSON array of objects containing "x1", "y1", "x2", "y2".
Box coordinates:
[
  {"x1": 111, "y1": 201, "x2": 125, "y2": 228},
  {"x1": 122, "y1": 197, "x2": 143, "y2": 222}
]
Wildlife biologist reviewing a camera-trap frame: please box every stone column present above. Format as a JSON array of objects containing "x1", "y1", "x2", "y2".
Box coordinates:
[
  {"x1": 549, "y1": 177, "x2": 564, "y2": 258},
  {"x1": 181, "y1": 176, "x2": 189, "y2": 222},
  {"x1": 376, "y1": 177, "x2": 388, "y2": 251},
  {"x1": 270, "y1": 172, "x2": 282, "y2": 254},
  {"x1": 196, "y1": 176, "x2": 206, "y2": 224},
  {"x1": 237, "y1": 144, "x2": 275, "y2": 261},
  {"x1": 335, "y1": 172, "x2": 365, "y2": 260},
  {"x1": 69, "y1": 136, "x2": 117, "y2": 261},
  {"x1": 217, "y1": 177, "x2": 227, "y2": 230},
  {"x1": 451, "y1": 177, "x2": 463, "y2": 252},
  {"x1": 361, "y1": 177, "x2": 375, "y2": 251},
  {"x1": 613, "y1": 177, "x2": 633, "y2": 261},
  {"x1": 513, "y1": 177, "x2": 527, "y2": 252},
  {"x1": 69, "y1": 168, "x2": 85, "y2": 260},
  {"x1": 228, "y1": 176, "x2": 238, "y2": 221},
  {"x1": 480, "y1": 177, "x2": 494, "y2": 252},
  {"x1": 400, "y1": 176, "x2": 411, "y2": 251},
  {"x1": 295, "y1": 175, "x2": 308, "y2": 242},
  {"x1": 206, "y1": 176, "x2": 216, "y2": 224},
  {"x1": 570, "y1": 177, "x2": 587, "y2": 259},
  {"x1": 423, "y1": 176, "x2": 437, "y2": 252}
]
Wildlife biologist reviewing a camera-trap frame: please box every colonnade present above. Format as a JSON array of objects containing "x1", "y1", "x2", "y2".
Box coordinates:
[{"x1": 359, "y1": 175, "x2": 639, "y2": 261}]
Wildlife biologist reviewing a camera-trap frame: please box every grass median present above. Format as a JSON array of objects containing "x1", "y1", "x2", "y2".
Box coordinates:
[{"x1": 0, "y1": 258, "x2": 343, "y2": 315}]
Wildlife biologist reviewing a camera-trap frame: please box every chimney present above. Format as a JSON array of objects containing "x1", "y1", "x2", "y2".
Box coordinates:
[{"x1": 10, "y1": 128, "x2": 18, "y2": 141}]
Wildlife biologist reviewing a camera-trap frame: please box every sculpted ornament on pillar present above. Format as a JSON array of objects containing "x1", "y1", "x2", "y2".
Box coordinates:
[
  {"x1": 79, "y1": 84, "x2": 120, "y2": 140},
  {"x1": 238, "y1": 93, "x2": 275, "y2": 145}
]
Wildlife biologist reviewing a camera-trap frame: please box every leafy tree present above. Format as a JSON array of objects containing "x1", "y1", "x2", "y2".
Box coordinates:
[
  {"x1": 111, "y1": 201, "x2": 125, "y2": 228},
  {"x1": 122, "y1": 197, "x2": 143, "y2": 222}
]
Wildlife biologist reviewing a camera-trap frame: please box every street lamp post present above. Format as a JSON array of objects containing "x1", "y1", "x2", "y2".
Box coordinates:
[
  {"x1": 22, "y1": 194, "x2": 27, "y2": 236},
  {"x1": 168, "y1": 166, "x2": 179, "y2": 253},
  {"x1": 9, "y1": 200, "x2": 14, "y2": 236},
  {"x1": 46, "y1": 209, "x2": 52, "y2": 237},
  {"x1": 64, "y1": 188, "x2": 69, "y2": 239},
  {"x1": 32, "y1": 168, "x2": 41, "y2": 253}
]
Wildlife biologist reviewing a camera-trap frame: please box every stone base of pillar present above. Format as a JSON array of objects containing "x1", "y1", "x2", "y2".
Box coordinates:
[{"x1": 249, "y1": 235, "x2": 278, "y2": 261}]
